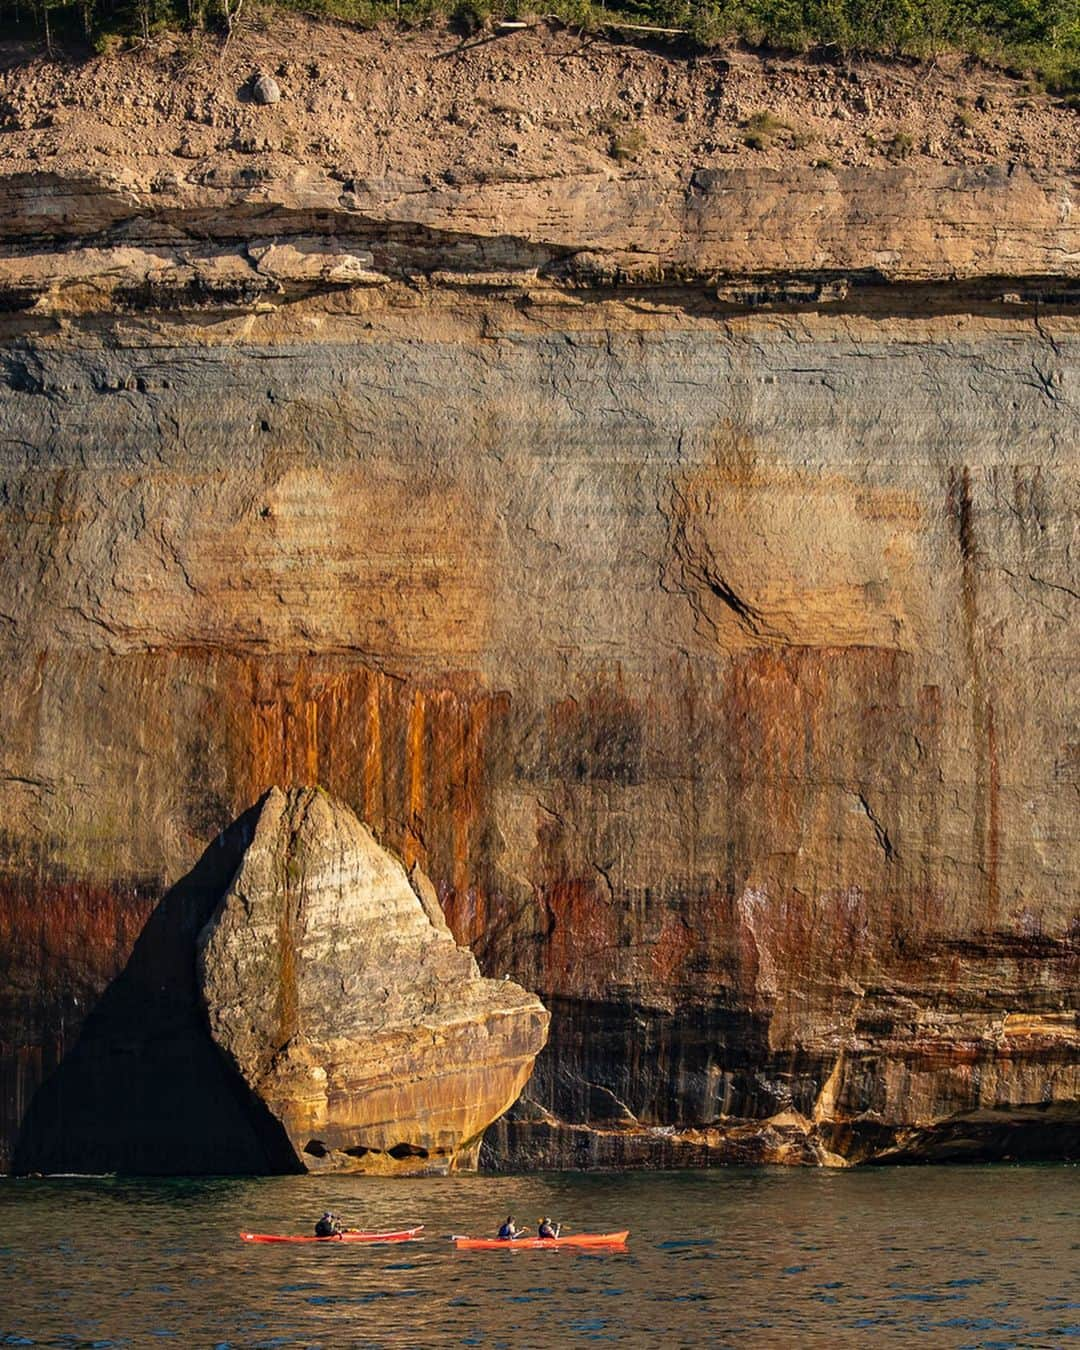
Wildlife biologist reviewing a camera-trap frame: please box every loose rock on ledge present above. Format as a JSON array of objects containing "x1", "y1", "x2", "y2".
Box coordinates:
[{"x1": 250, "y1": 72, "x2": 281, "y2": 105}]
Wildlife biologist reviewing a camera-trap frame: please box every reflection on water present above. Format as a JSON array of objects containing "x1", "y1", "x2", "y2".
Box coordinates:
[{"x1": 0, "y1": 1166, "x2": 1076, "y2": 1347}]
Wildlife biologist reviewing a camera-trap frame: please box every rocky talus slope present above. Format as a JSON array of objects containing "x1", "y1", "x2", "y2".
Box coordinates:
[{"x1": 0, "y1": 20, "x2": 1077, "y2": 1171}]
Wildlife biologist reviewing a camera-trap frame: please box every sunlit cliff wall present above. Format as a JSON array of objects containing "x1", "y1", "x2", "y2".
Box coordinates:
[{"x1": 0, "y1": 26, "x2": 1077, "y2": 1170}]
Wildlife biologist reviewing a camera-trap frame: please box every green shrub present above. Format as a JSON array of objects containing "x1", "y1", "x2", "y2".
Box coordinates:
[
  {"x1": 93, "y1": 29, "x2": 125, "y2": 53},
  {"x1": 547, "y1": 0, "x2": 603, "y2": 31},
  {"x1": 745, "y1": 109, "x2": 788, "y2": 137},
  {"x1": 688, "y1": 3, "x2": 736, "y2": 46},
  {"x1": 450, "y1": 0, "x2": 489, "y2": 35},
  {"x1": 886, "y1": 129, "x2": 915, "y2": 159},
  {"x1": 610, "y1": 126, "x2": 646, "y2": 160},
  {"x1": 3, "y1": 0, "x2": 1077, "y2": 98}
]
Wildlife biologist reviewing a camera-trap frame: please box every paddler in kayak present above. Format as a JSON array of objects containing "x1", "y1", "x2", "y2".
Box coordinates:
[
  {"x1": 497, "y1": 1216, "x2": 524, "y2": 1240},
  {"x1": 538, "y1": 1217, "x2": 561, "y2": 1239},
  {"x1": 315, "y1": 1211, "x2": 345, "y2": 1238}
]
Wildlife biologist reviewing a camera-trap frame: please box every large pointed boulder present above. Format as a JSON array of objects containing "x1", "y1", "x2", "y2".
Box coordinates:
[{"x1": 197, "y1": 786, "x2": 549, "y2": 1174}]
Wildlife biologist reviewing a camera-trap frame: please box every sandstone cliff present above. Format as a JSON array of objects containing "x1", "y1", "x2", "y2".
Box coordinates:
[
  {"x1": 0, "y1": 20, "x2": 1076, "y2": 1171},
  {"x1": 198, "y1": 786, "x2": 548, "y2": 1173}
]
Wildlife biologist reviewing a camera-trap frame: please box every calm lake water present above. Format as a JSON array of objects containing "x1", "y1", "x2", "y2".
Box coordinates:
[{"x1": 0, "y1": 1167, "x2": 1076, "y2": 1348}]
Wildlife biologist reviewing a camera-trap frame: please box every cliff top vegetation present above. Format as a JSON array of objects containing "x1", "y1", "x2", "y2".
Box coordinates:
[
  {"x1": 0, "y1": 9, "x2": 1075, "y2": 188},
  {"x1": 2, "y1": 0, "x2": 1077, "y2": 94}
]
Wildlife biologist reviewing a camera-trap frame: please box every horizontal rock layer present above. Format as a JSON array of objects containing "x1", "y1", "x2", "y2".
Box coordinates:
[{"x1": 0, "y1": 26, "x2": 1076, "y2": 1171}]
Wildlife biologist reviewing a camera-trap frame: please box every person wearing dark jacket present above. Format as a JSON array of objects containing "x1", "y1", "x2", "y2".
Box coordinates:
[
  {"x1": 538, "y1": 1217, "x2": 561, "y2": 1239},
  {"x1": 497, "y1": 1216, "x2": 523, "y2": 1239},
  {"x1": 315, "y1": 1212, "x2": 344, "y2": 1238}
]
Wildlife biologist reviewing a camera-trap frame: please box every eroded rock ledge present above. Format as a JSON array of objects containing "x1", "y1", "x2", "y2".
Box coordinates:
[
  {"x1": 1, "y1": 163, "x2": 1076, "y2": 322},
  {"x1": 485, "y1": 965, "x2": 1080, "y2": 1169},
  {"x1": 197, "y1": 786, "x2": 549, "y2": 1174},
  {"x1": 0, "y1": 19, "x2": 1077, "y2": 320}
]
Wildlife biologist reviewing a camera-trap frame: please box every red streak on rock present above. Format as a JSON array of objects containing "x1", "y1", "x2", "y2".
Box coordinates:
[
  {"x1": 986, "y1": 699, "x2": 1001, "y2": 929},
  {"x1": 539, "y1": 876, "x2": 617, "y2": 998},
  {"x1": 0, "y1": 875, "x2": 154, "y2": 990}
]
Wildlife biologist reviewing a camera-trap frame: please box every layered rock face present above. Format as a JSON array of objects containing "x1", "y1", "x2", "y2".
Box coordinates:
[
  {"x1": 0, "y1": 23, "x2": 1077, "y2": 1171},
  {"x1": 198, "y1": 787, "x2": 548, "y2": 1173}
]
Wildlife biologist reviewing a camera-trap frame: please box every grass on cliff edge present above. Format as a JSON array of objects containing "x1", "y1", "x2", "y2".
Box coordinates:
[{"x1": 4, "y1": 0, "x2": 1079, "y2": 95}]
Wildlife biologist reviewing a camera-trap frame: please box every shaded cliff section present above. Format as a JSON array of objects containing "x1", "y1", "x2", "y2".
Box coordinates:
[
  {"x1": 12, "y1": 788, "x2": 547, "y2": 1175},
  {"x1": 11, "y1": 801, "x2": 301, "y2": 1175},
  {"x1": 0, "y1": 23, "x2": 1078, "y2": 1172}
]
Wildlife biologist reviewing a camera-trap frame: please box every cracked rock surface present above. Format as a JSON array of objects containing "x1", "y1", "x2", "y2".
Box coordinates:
[{"x1": 0, "y1": 20, "x2": 1076, "y2": 1172}]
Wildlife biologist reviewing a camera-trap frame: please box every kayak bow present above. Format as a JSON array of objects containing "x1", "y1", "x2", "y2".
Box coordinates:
[
  {"x1": 452, "y1": 1231, "x2": 629, "y2": 1250},
  {"x1": 240, "y1": 1226, "x2": 424, "y2": 1244}
]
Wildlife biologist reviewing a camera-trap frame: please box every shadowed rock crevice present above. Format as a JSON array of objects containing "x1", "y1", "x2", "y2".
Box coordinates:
[
  {"x1": 703, "y1": 567, "x2": 772, "y2": 639},
  {"x1": 854, "y1": 791, "x2": 897, "y2": 862}
]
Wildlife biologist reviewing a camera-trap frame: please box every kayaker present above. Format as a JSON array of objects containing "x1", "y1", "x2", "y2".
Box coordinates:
[
  {"x1": 538, "y1": 1217, "x2": 561, "y2": 1239},
  {"x1": 315, "y1": 1211, "x2": 344, "y2": 1238},
  {"x1": 497, "y1": 1216, "x2": 523, "y2": 1240}
]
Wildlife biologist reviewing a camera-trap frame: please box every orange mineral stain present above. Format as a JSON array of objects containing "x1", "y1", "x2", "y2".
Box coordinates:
[{"x1": 404, "y1": 688, "x2": 426, "y2": 869}]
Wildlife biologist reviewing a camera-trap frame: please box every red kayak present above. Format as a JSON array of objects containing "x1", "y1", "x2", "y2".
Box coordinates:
[
  {"x1": 240, "y1": 1226, "x2": 424, "y2": 1244},
  {"x1": 452, "y1": 1231, "x2": 629, "y2": 1250}
]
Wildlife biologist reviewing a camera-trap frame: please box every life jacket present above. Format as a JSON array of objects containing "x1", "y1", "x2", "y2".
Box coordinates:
[
  {"x1": 498, "y1": 1223, "x2": 515, "y2": 1239},
  {"x1": 538, "y1": 1223, "x2": 557, "y2": 1238}
]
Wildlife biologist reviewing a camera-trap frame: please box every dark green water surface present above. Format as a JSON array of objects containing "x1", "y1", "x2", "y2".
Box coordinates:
[{"x1": 1, "y1": 1166, "x2": 1077, "y2": 1348}]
